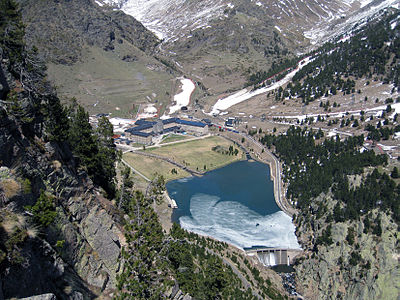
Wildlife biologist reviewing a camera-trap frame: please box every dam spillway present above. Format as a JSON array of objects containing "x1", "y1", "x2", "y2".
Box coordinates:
[{"x1": 246, "y1": 248, "x2": 303, "y2": 266}]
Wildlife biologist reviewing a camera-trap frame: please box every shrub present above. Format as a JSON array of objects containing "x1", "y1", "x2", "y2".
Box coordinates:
[{"x1": 28, "y1": 190, "x2": 57, "y2": 227}]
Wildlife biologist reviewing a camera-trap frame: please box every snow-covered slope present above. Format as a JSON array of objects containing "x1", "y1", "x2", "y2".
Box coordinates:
[
  {"x1": 98, "y1": 0, "x2": 399, "y2": 45},
  {"x1": 99, "y1": 0, "x2": 227, "y2": 40},
  {"x1": 305, "y1": 0, "x2": 400, "y2": 45}
]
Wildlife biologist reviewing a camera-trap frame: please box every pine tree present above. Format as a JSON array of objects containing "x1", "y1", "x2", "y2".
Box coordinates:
[
  {"x1": 69, "y1": 105, "x2": 100, "y2": 182},
  {"x1": 391, "y1": 167, "x2": 399, "y2": 179},
  {"x1": 96, "y1": 116, "x2": 118, "y2": 197},
  {"x1": 44, "y1": 95, "x2": 70, "y2": 142},
  {"x1": 0, "y1": 0, "x2": 25, "y2": 64}
]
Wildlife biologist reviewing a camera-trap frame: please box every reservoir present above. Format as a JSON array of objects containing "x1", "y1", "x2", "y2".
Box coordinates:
[{"x1": 167, "y1": 160, "x2": 300, "y2": 249}]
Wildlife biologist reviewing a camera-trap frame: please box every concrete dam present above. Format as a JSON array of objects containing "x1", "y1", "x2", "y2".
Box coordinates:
[{"x1": 246, "y1": 248, "x2": 302, "y2": 267}]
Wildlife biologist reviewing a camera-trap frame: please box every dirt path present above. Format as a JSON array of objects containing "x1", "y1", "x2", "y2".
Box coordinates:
[{"x1": 121, "y1": 159, "x2": 151, "y2": 182}]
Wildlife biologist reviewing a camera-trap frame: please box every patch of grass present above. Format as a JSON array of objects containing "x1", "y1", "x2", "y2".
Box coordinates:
[
  {"x1": 0, "y1": 179, "x2": 20, "y2": 199},
  {"x1": 160, "y1": 134, "x2": 190, "y2": 144},
  {"x1": 145, "y1": 136, "x2": 244, "y2": 172},
  {"x1": 123, "y1": 153, "x2": 191, "y2": 182},
  {"x1": 20, "y1": 178, "x2": 31, "y2": 194}
]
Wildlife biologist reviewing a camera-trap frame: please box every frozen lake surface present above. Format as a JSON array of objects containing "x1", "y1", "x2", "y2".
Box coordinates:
[{"x1": 167, "y1": 160, "x2": 300, "y2": 249}]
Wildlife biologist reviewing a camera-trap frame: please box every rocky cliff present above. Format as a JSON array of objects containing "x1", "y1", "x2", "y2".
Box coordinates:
[
  {"x1": 0, "y1": 27, "x2": 124, "y2": 298},
  {"x1": 294, "y1": 193, "x2": 400, "y2": 300}
]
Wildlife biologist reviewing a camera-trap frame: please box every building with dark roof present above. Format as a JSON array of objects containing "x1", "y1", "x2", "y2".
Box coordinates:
[
  {"x1": 135, "y1": 119, "x2": 155, "y2": 126},
  {"x1": 124, "y1": 117, "x2": 208, "y2": 145},
  {"x1": 126, "y1": 131, "x2": 153, "y2": 145},
  {"x1": 176, "y1": 119, "x2": 208, "y2": 135},
  {"x1": 225, "y1": 117, "x2": 235, "y2": 128}
]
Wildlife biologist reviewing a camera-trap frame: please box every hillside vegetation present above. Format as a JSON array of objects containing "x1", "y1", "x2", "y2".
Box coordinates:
[
  {"x1": 273, "y1": 11, "x2": 400, "y2": 104},
  {"x1": 0, "y1": 2, "x2": 288, "y2": 298},
  {"x1": 252, "y1": 11, "x2": 400, "y2": 299},
  {"x1": 261, "y1": 125, "x2": 399, "y2": 299}
]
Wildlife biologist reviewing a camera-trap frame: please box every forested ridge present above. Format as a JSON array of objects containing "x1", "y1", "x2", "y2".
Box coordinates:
[
  {"x1": 262, "y1": 126, "x2": 400, "y2": 299},
  {"x1": 284, "y1": 11, "x2": 399, "y2": 103},
  {"x1": 261, "y1": 126, "x2": 398, "y2": 225},
  {"x1": 249, "y1": 10, "x2": 400, "y2": 104}
]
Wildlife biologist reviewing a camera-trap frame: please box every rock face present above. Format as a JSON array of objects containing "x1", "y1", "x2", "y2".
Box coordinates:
[
  {"x1": 294, "y1": 195, "x2": 400, "y2": 300},
  {"x1": 20, "y1": 294, "x2": 57, "y2": 300},
  {"x1": 16, "y1": 0, "x2": 160, "y2": 64},
  {"x1": 0, "y1": 63, "x2": 10, "y2": 100},
  {"x1": 0, "y1": 45, "x2": 124, "y2": 298}
]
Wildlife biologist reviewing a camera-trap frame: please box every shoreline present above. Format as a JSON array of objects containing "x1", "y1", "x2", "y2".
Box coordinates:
[
  {"x1": 163, "y1": 160, "x2": 300, "y2": 251},
  {"x1": 220, "y1": 131, "x2": 296, "y2": 217},
  {"x1": 163, "y1": 154, "x2": 247, "y2": 184},
  {"x1": 152, "y1": 132, "x2": 299, "y2": 254}
]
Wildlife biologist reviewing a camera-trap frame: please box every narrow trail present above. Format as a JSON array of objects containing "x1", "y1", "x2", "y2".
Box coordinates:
[{"x1": 121, "y1": 159, "x2": 151, "y2": 182}]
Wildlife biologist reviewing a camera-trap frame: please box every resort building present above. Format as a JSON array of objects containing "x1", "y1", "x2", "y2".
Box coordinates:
[{"x1": 124, "y1": 118, "x2": 208, "y2": 145}]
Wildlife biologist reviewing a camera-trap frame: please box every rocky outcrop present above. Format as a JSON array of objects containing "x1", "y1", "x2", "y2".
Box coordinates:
[
  {"x1": 0, "y1": 63, "x2": 10, "y2": 100},
  {"x1": 294, "y1": 194, "x2": 400, "y2": 300},
  {"x1": 0, "y1": 137, "x2": 125, "y2": 298}
]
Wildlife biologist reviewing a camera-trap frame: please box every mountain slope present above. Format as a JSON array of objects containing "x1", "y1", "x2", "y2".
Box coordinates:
[
  {"x1": 0, "y1": 4, "x2": 291, "y2": 299},
  {"x1": 16, "y1": 0, "x2": 177, "y2": 117},
  {"x1": 100, "y1": 0, "x2": 400, "y2": 96},
  {"x1": 18, "y1": 0, "x2": 160, "y2": 64},
  {"x1": 255, "y1": 11, "x2": 400, "y2": 300},
  {"x1": 102, "y1": 0, "x2": 394, "y2": 43}
]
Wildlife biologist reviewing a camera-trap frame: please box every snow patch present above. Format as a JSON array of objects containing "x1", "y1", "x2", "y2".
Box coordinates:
[
  {"x1": 109, "y1": 117, "x2": 135, "y2": 133},
  {"x1": 95, "y1": 0, "x2": 104, "y2": 7},
  {"x1": 305, "y1": 0, "x2": 398, "y2": 46},
  {"x1": 114, "y1": 0, "x2": 226, "y2": 41},
  {"x1": 169, "y1": 77, "x2": 195, "y2": 114},
  {"x1": 377, "y1": 144, "x2": 397, "y2": 151},
  {"x1": 209, "y1": 56, "x2": 313, "y2": 115},
  {"x1": 137, "y1": 104, "x2": 158, "y2": 119}
]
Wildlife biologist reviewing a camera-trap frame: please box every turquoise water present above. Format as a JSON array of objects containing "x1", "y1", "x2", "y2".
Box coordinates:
[{"x1": 167, "y1": 160, "x2": 300, "y2": 249}]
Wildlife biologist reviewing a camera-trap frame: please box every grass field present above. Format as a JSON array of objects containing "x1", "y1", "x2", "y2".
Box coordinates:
[
  {"x1": 145, "y1": 136, "x2": 244, "y2": 172},
  {"x1": 123, "y1": 153, "x2": 191, "y2": 182},
  {"x1": 47, "y1": 44, "x2": 174, "y2": 117},
  {"x1": 123, "y1": 136, "x2": 244, "y2": 182},
  {"x1": 160, "y1": 134, "x2": 190, "y2": 144}
]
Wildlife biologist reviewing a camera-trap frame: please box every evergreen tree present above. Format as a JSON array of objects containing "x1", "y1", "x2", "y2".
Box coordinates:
[
  {"x1": 69, "y1": 106, "x2": 98, "y2": 171},
  {"x1": 0, "y1": 0, "x2": 25, "y2": 64},
  {"x1": 96, "y1": 116, "x2": 118, "y2": 197},
  {"x1": 391, "y1": 167, "x2": 399, "y2": 179},
  {"x1": 44, "y1": 95, "x2": 70, "y2": 142},
  {"x1": 67, "y1": 106, "x2": 117, "y2": 197}
]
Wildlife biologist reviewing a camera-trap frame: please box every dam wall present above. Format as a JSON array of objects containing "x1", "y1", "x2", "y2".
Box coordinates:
[{"x1": 246, "y1": 248, "x2": 302, "y2": 267}]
